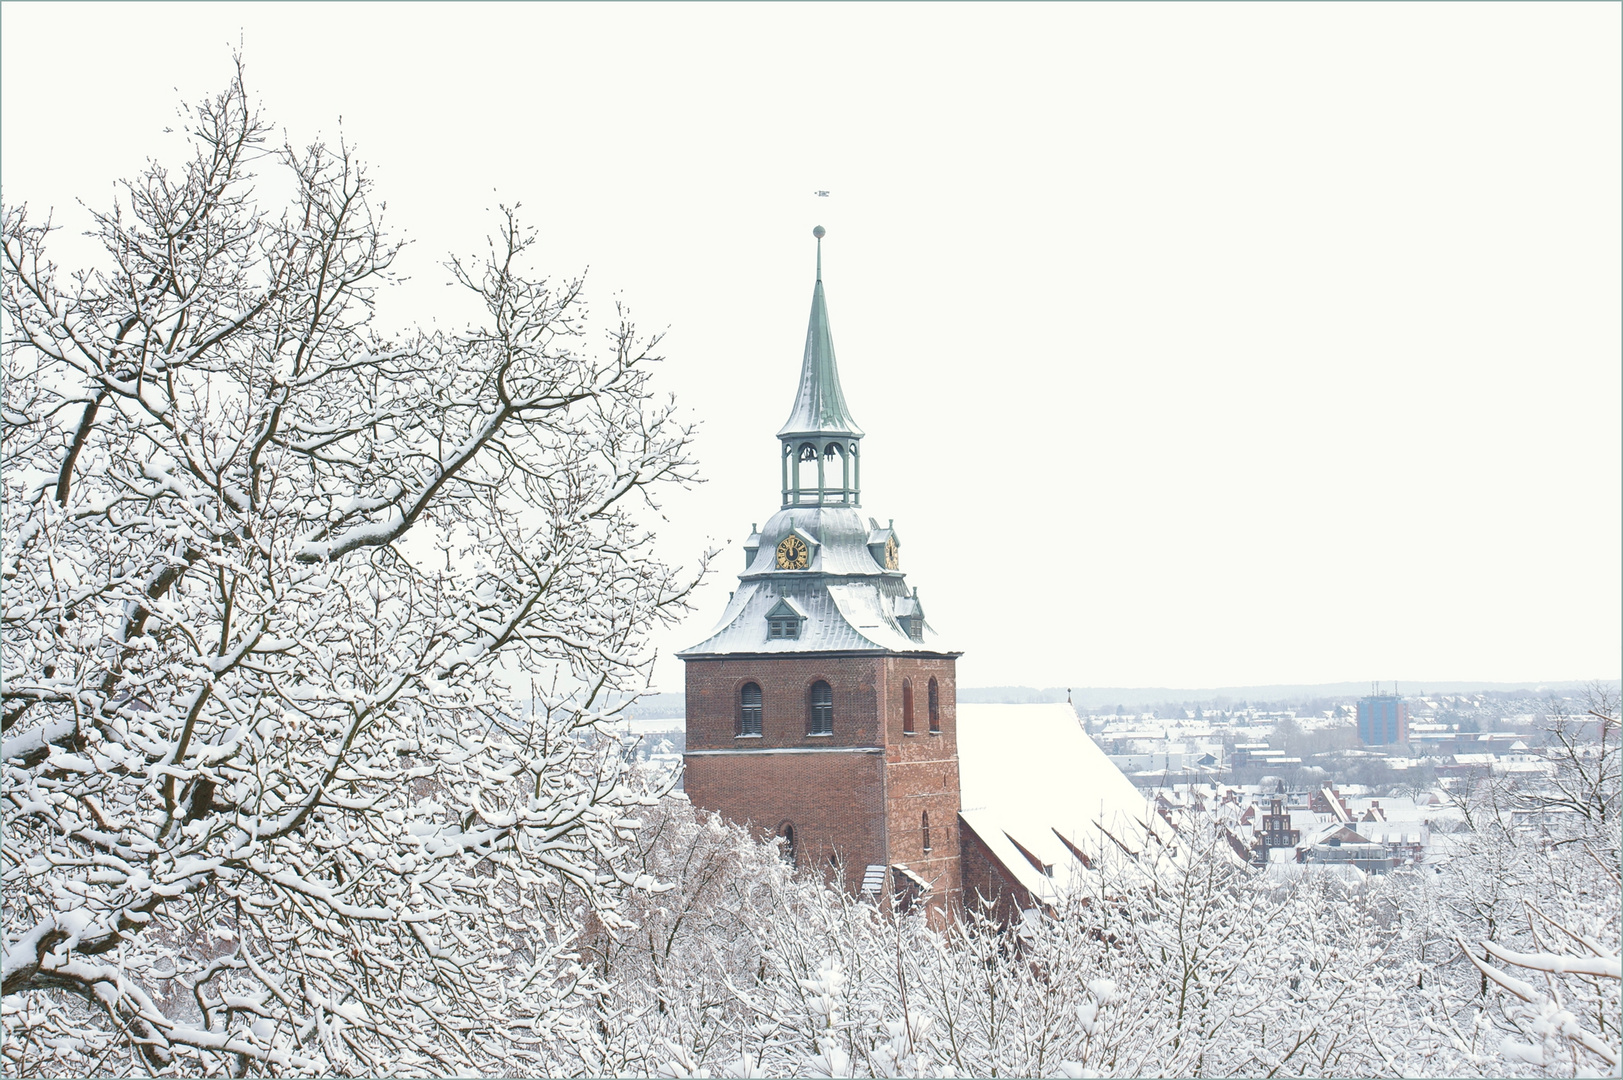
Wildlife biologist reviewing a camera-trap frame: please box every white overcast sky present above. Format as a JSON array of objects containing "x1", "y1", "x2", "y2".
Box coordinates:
[{"x1": 4, "y1": 2, "x2": 1618, "y2": 692}]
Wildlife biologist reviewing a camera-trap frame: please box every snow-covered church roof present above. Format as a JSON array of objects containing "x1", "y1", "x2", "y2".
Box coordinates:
[
  {"x1": 678, "y1": 509, "x2": 952, "y2": 656},
  {"x1": 957, "y1": 703, "x2": 1167, "y2": 906}
]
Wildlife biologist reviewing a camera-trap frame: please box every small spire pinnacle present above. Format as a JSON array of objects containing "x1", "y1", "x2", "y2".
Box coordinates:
[{"x1": 813, "y1": 225, "x2": 825, "y2": 280}]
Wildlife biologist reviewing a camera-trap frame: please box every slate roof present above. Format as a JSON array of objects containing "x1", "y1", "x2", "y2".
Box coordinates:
[
  {"x1": 679, "y1": 575, "x2": 948, "y2": 656},
  {"x1": 739, "y1": 508, "x2": 884, "y2": 578},
  {"x1": 680, "y1": 506, "x2": 954, "y2": 657}
]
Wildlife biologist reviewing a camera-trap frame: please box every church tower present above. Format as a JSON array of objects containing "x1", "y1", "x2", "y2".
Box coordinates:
[{"x1": 679, "y1": 228, "x2": 962, "y2": 917}]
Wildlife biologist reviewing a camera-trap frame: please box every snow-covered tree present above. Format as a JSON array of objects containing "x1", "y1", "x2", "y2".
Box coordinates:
[
  {"x1": 1526, "y1": 683, "x2": 1621, "y2": 832},
  {"x1": 2, "y1": 63, "x2": 699, "y2": 1075},
  {"x1": 1390, "y1": 689, "x2": 1622, "y2": 1078},
  {"x1": 1456, "y1": 902, "x2": 1621, "y2": 1076},
  {"x1": 579, "y1": 801, "x2": 1462, "y2": 1079}
]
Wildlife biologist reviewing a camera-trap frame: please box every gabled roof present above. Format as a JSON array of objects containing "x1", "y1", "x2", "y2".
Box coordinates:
[
  {"x1": 764, "y1": 597, "x2": 808, "y2": 620},
  {"x1": 894, "y1": 591, "x2": 923, "y2": 620},
  {"x1": 957, "y1": 703, "x2": 1169, "y2": 907},
  {"x1": 865, "y1": 520, "x2": 898, "y2": 567},
  {"x1": 1307, "y1": 822, "x2": 1378, "y2": 847},
  {"x1": 775, "y1": 525, "x2": 822, "y2": 562}
]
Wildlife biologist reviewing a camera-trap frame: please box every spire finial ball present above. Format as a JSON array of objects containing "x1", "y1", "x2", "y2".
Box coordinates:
[{"x1": 813, "y1": 225, "x2": 826, "y2": 239}]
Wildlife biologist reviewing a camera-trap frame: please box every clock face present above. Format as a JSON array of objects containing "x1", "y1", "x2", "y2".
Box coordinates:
[
  {"x1": 776, "y1": 535, "x2": 809, "y2": 570},
  {"x1": 884, "y1": 535, "x2": 899, "y2": 570}
]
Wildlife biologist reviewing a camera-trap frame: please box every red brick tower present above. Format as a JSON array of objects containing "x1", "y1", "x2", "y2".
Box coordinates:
[{"x1": 679, "y1": 228, "x2": 962, "y2": 917}]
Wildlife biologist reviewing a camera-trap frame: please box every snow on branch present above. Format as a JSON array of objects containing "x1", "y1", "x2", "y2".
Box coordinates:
[{"x1": 3, "y1": 60, "x2": 698, "y2": 1075}]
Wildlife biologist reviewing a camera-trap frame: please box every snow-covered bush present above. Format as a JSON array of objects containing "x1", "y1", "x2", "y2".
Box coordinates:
[
  {"x1": 2, "y1": 63, "x2": 698, "y2": 1075},
  {"x1": 570, "y1": 801, "x2": 1467, "y2": 1078},
  {"x1": 598, "y1": 744, "x2": 1618, "y2": 1080}
]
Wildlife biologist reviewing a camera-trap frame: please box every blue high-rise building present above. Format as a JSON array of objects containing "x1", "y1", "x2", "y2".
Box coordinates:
[{"x1": 1357, "y1": 694, "x2": 1408, "y2": 745}]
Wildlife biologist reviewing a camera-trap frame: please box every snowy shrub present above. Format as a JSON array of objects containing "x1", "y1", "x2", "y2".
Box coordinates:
[
  {"x1": 566, "y1": 801, "x2": 1477, "y2": 1078},
  {"x1": 596, "y1": 793, "x2": 1620, "y2": 1078}
]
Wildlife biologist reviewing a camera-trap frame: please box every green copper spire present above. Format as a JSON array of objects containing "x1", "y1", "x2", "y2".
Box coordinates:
[{"x1": 778, "y1": 226, "x2": 863, "y2": 439}]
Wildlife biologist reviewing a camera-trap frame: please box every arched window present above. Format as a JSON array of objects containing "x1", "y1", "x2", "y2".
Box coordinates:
[
  {"x1": 795, "y1": 442, "x2": 819, "y2": 500},
  {"x1": 921, "y1": 811, "x2": 931, "y2": 854},
  {"x1": 808, "y1": 680, "x2": 833, "y2": 735},
  {"x1": 824, "y1": 441, "x2": 850, "y2": 505},
  {"x1": 779, "y1": 822, "x2": 796, "y2": 866},
  {"x1": 928, "y1": 677, "x2": 941, "y2": 733},
  {"x1": 739, "y1": 682, "x2": 763, "y2": 737},
  {"x1": 902, "y1": 679, "x2": 915, "y2": 734}
]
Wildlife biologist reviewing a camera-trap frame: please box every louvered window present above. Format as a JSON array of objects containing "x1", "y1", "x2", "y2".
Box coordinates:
[
  {"x1": 928, "y1": 678, "x2": 941, "y2": 733},
  {"x1": 921, "y1": 810, "x2": 931, "y2": 854},
  {"x1": 902, "y1": 679, "x2": 915, "y2": 734},
  {"x1": 809, "y1": 681, "x2": 833, "y2": 735},
  {"x1": 739, "y1": 683, "x2": 763, "y2": 736}
]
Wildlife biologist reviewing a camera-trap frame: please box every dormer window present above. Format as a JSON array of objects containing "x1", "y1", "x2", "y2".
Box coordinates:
[
  {"x1": 894, "y1": 588, "x2": 926, "y2": 644},
  {"x1": 866, "y1": 520, "x2": 899, "y2": 570},
  {"x1": 764, "y1": 597, "x2": 807, "y2": 641}
]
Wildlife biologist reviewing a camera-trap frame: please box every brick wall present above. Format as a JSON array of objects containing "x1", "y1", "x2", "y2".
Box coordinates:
[
  {"x1": 684, "y1": 652, "x2": 961, "y2": 918},
  {"x1": 685, "y1": 655, "x2": 884, "y2": 750},
  {"x1": 959, "y1": 816, "x2": 1034, "y2": 924},
  {"x1": 879, "y1": 656, "x2": 961, "y2": 919},
  {"x1": 683, "y1": 749, "x2": 889, "y2": 874}
]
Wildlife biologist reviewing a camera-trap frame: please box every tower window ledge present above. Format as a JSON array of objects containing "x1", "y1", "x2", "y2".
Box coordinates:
[
  {"x1": 805, "y1": 732, "x2": 833, "y2": 738},
  {"x1": 735, "y1": 733, "x2": 763, "y2": 739},
  {"x1": 902, "y1": 731, "x2": 917, "y2": 737}
]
